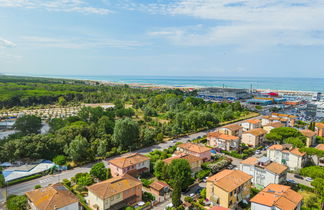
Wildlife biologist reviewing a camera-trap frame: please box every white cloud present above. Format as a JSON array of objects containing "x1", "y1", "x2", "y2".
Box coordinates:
[
  {"x1": 0, "y1": 0, "x2": 111, "y2": 15},
  {"x1": 20, "y1": 36, "x2": 143, "y2": 49},
  {"x1": 127, "y1": 0, "x2": 324, "y2": 49},
  {"x1": 0, "y1": 38, "x2": 16, "y2": 48}
]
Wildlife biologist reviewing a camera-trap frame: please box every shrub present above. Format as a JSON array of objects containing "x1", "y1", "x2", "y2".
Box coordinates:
[
  {"x1": 34, "y1": 184, "x2": 41, "y2": 189},
  {"x1": 53, "y1": 155, "x2": 67, "y2": 166},
  {"x1": 196, "y1": 169, "x2": 210, "y2": 180},
  {"x1": 6, "y1": 195, "x2": 28, "y2": 210},
  {"x1": 141, "y1": 179, "x2": 153, "y2": 188},
  {"x1": 143, "y1": 192, "x2": 155, "y2": 202}
]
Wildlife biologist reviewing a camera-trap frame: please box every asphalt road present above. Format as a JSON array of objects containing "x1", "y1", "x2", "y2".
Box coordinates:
[{"x1": 0, "y1": 116, "x2": 258, "y2": 203}]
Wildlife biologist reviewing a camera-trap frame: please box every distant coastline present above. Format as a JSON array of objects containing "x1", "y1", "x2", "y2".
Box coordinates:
[{"x1": 3, "y1": 74, "x2": 324, "y2": 93}]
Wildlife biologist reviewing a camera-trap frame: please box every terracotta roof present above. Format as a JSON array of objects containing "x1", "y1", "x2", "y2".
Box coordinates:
[
  {"x1": 163, "y1": 154, "x2": 202, "y2": 164},
  {"x1": 207, "y1": 170, "x2": 252, "y2": 192},
  {"x1": 207, "y1": 131, "x2": 239, "y2": 141},
  {"x1": 262, "y1": 116, "x2": 271, "y2": 119},
  {"x1": 290, "y1": 148, "x2": 306, "y2": 157},
  {"x1": 149, "y1": 181, "x2": 169, "y2": 191},
  {"x1": 268, "y1": 144, "x2": 283, "y2": 150},
  {"x1": 315, "y1": 123, "x2": 324, "y2": 129},
  {"x1": 210, "y1": 207, "x2": 231, "y2": 210},
  {"x1": 265, "y1": 162, "x2": 288, "y2": 174},
  {"x1": 240, "y1": 157, "x2": 258, "y2": 165},
  {"x1": 25, "y1": 183, "x2": 79, "y2": 210},
  {"x1": 272, "y1": 113, "x2": 297, "y2": 119},
  {"x1": 87, "y1": 174, "x2": 142, "y2": 200},
  {"x1": 279, "y1": 118, "x2": 288, "y2": 122},
  {"x1": 177, "y1": 142, "x2": 211, "y2": 154},
  {"x1": 300, "y1": 129, "x2": 316, "y2": 138},
  {"x1": 316, "y1": 144, "x2": 324, "y2": 151},
  {"x1": 108, "y1": 153, "x2": 149, "y2": 168},
  {"x1": 221, "y1": 124, "x2": 242, "y2": 131},
  {"x1": 246, "y1": 119, "x2": 261, "y2": 124},
  {"x1": 243, "y1": 128, "x2": 267, "y2": 136},
  {"x1": 264, "y1": 122, "x2": 284, "y2": 128},
  {"x1": 250, "y1": 184, "x2": 303, "y2": 210}
]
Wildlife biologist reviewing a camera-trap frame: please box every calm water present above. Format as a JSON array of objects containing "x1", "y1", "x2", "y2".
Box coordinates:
[{"x1": 37, "y1": 75, "x2": 324, "y2": 92}]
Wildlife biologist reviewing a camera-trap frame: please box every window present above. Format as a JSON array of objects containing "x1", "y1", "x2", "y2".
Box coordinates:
[
  {"x1": 111, "y1": 196, "x2": 114, "y2": 201},
  {"x1": 116, "y1": 194, "x2": 120, "y2": 199}
]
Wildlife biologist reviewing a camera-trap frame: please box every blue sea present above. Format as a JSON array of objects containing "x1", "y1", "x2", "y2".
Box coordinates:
[{"x1": 36, "y1": 75, "x2": 324, "y2": 92}]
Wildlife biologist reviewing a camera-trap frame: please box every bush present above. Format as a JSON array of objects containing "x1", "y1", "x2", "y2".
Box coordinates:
[
  {"x1": 6, "y1": 195, "x2": 28, "y2": 210},
  {"x1": 196, "y1": 169, "x2": 210, "y2": 180},
  {"x1": 143, "y1": 192, "x2": 155, "y2": 202},
  {"x1": 184, "y1": 196, "x2": 193, "y2": 203},
  {"x1": 141, "y1": 179, "x2": 153, "y2": 188},
  {"x1": 62, "y1": 178, "x2": 71, "y2": 187},
  {"x1": 53, "y1": 155, "x2": 67, "y2": 166},
  {"x1": 200, "y1": 188, "x2": 206, "y2": 199},
  {"x1": 7, "y1": 174, "x2": 42, "y2": 186},
  {"x1": 300, "y1": 166, "x2": 324, "y2": 179},
  {"x1": 34, "y1": 184, "x2": 41, "y2": 189}
]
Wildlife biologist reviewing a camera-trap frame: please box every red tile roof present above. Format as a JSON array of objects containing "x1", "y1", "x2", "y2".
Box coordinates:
[
  {"x1": 207, "y1": 131, "x2": 239, "y2": 141},
  {"x1": 108, "y1": 153, "x2": 149, "y2": 168},
  {"x1": 177, "y1": 142, "x2": 211, "y2": 154}
]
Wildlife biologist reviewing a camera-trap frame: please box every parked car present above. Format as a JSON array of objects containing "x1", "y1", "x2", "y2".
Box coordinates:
[
  {"x1": 171, "y1": 140, "x2": 176, "y2": 143},
  {"x1": 227, "y1": 164, "x2": 235, "y2": 170},
  {"x1": 255, "y1": 150, "x2": 261, "y2": 155},
  {"x1": 305, "y1": 177, "x2": 313, "y2": 182},
  {"x1": 189, "y1": 193, "x2": 195, "y2": 198},
  {"x1": 294, "y1": 174, "x2": 304, "y2": 180},
  {"x1": 287, "y1": 179, "x2": 297, "y2": 184}
]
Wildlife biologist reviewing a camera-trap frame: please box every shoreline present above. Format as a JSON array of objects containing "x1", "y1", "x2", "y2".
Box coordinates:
[{"x1": 1, "y1": 74, "x2": 322, "y2": 95}]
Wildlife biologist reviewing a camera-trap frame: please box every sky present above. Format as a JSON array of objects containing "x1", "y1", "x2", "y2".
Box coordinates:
[{"x1": 0, "y1": 0, "x2": 324, "y2": 78}]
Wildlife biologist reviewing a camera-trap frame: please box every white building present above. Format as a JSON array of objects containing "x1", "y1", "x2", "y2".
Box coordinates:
[
  {"x1": 267, "y1": 144, "x2": 306, "y2": 170},
  {"x1": 240, "y1": 157, "x2": 287, "y2": 188},
  {"x1": 207, "y1": 131, "x2": 240, "y2": 151},
  {"x1": 241, "y1": 119, "x2": 261, "y2": 131},
  {"x1": 250, "y1": 184, "x2": 303, "y2": 210}
]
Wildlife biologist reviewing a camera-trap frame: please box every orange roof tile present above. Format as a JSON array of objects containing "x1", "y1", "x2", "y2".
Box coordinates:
[
  {"x1": 315, "y1": 123, "x2": 324, "y2": 129},
  {"x1": 243, "y1": 128, "x2": 267, "y2": 136},
  {"x1": 163, "y1": 154, "x2": 202, "y2": 165},
  {"x1": 265, "y1": 162, "x2": 288, "y2": 174},
  {"x1": 207, "y1": 131, "x2": 239, "y2": 141},
  {"x1": 264, "y1": 122, "x2": 284, "y2": 128},
  {"x1": 207, "y1": 170, "x2": 252, "y2": 192},
  {"x1": 177, "y1": 142, "x2": 211, "y2": 154},
  {"x1": 108, "y1": 153, "x2": 149, "y2": 168},
  {"x1": 300, "y1": 129, "x2": 316, "y2": 138},
  {"x1": 210, "y1": 207, "x2": 231, "y2": 210},
  {"x1": 290, "y1": 148, "x2": 306, "y2": 156},
  {"x1": 246, "y1": 119, "x2": 261, "y2": 124},
  {"x1": 316, "y1": 144, "x2": 324, "y2": 151},
  {"x1": 221, "y1": 124, "x2": 242, "y2": 131},
  {"x1": 240, "y1": 157, "x2": 258, "y2": 165},
  {"x1": 87, "y1": 174, "x2": 142, "y2": 200},
  {"x1": 149, "y1": 181, "x2": 169, "y2": 191},
  {"x1": 25, "y1": 183, "x2": 79, "y2": 210},
  {"x1": 272, "y1": 113, "x2": 297, "y2": 119},
  {"x1": 250, "y1": 184, "x2": 303, "y2": 210},
  {"x1": 268, "y1": 145, "x2": 283, "y2": 150}
]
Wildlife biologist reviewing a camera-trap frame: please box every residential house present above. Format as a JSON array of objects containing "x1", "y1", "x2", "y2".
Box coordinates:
[
  {"x1": 271, "y1": 113, "x2": 297, "y2": 127},
  {"x1": 241, "y1": 128, "x2": 267, "y2": 147},
  {"x1": 263, "y1": 122, "x2": 284, "y2": 134},
  {"x1": 87, "y1": 174, "x2": 142, "y2": 210},
  {"x1": 241, "y1": 119, "x2": 261, "y2": 131},
  {"x1": 315, "y1": 123, "x2": 324, "y2": 137},
  {"x1": 315, "y1": 144, "x2": 324, "y2": 166},
  {"x1": 250, "y1": 184, "x2": 303, "y2": 210},
  {"x1": 267, "y1": 144, "x2": 306, "y2": 170},
  {"x1": 108, "y1": 153, "x2": 150, "y2": 177},
  {"x1": 261, "y1": 116, "x2": 281, "y2": 126},
  {"x1": 240, "y1": 157, "x2": 288, "y2": 188},
  {"x1": 206, "y1": 170, "x2": 252, "y2": 209},
  {"x1": 218, "y1": 124, "x2": 243, "y2": 137},
  {"x1": 300, "y1": 129, "x2": 316, "y2": 147},
  {"x1": 207, "y1": 131, "x2": 240, "y2": 151},
  {"x1": 177, "y1": 142, "x2": 211, "y2": 162},
  {"x1": 163, "y1": 153, "x2": 203, "y2": 174},
  {"x1": 149, "y1": 181, "x2": 170, "y2": 203},
  {"x1": 25, "y1": 183, "x2": 80, "y2": 210}
]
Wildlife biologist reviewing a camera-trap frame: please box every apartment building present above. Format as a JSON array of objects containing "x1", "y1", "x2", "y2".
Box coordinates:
[
  {"x1": 163, "y1": 153, "x2": 203, "y2": 174},
  {"x1": 177, "y1": 142, "x2": 211, "y2": 162},
  {"x1": 218, "y1": 124, "x2": 243, "y2": 137},
  {"x1": 207, "y1": 131, "x2": 240, "y2": 151},
  {"x1": 262, "y1": 122, "x2": 284, "y2": 134},
  {"x1": 315, "y1": 122, "x2": 324, "y2": 137},
  {"x1": 300, "y1": 129, "x2": 316, "y2": 147},
  {"x1": 267, "y1": 144, "x2": 306, "y2": 170},
  {"x1": 240, "y1": 157, "x2": 288, "y2": 188},
  {"x1": 108, "y1": 153, "x2": 150, "y2": 177},
  {"x1": 250, "y1": 184, "x2": 303, "y2": 210},
  {"x1": 206, "y1": 170, "x2": 252, "y2": 209},
  {"x1": 87, "y1": 174, "x2": 142, "y2": 210},
  {"x1": 241, "y1": 128, "x2": 267, "y2": 147},
  {"x1": 241, "y1": 119, "x2": 261, "y2": 131}
]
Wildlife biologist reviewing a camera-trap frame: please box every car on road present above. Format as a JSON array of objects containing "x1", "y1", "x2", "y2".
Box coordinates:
[
  {"x1": 287, "y1": 179, "x2": 297, "y2": 184},
  {"x1": 305, "y1": 177, "x2": 313, "y2": 182},
  {"x1": 294, "y1": 174, "x2": 304, "y2": 180},
  {"x1": 171, "y1": 140, "x2": 176, "y2": 143}
]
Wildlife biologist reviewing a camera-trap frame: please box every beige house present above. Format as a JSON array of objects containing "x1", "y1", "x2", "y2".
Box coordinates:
[
  {"x1": 315, "y1": 123, "x2": 324, "y2": 137},
  {"x1": 241, "y1": 128, "x2": 267, "y2": 147},
  {"x1": 300, "y1": 129, "x2": 316, "y2": 147},
  {"x1": 207, "y1": 131, "x2": 240, "y2": 151},
  {"x1": 25, "y1": 183, "x2": 80, "y2": 210},
  {"x1": 263, "y1": 122, "x2": 284, "y2": 133},
  {"x1": 177, "y1": 142, "x2": 211, "y2": 162},
  {"x1": 251, "y1": 184, "x2": 303, "y2": 210},
  {"x1": 206, "y1": 170, "x2": 252, "y2": 209},
  {"x1": 241, "y1": 119, "x2": 261, "y2": 131},
  {"x1": 218, "y1": 124, "x2": 243, "y2": 137},
  {"x1": 87, "y1": 174, "x2": 142, "y2": 210},
  {"x1": 163, "y1": 153, "x2": 202, "y2": 174},
  {"x1": 271, "y1": 113, "x2": 297, "y2": 127}
]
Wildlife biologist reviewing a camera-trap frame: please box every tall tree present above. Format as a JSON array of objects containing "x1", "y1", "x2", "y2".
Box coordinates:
[
  {"x1": 14, "y1": 115, "x2": 42, "y2": 134},
  {"x1": 172, "y1": 181, "x2": 182, "y2": 208},
  {"x1": 167, "y1": 159, "x2": 193, "y2": 190},
  {"x1": 64, "y1": 135, "x2": 89, "y2": 162},
  {"x1": 113, "y1": 118, "x2": 139, "y2": 150},
  {"x1": 90, "y1": 162, "x2": 109, "y2": 181}
]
